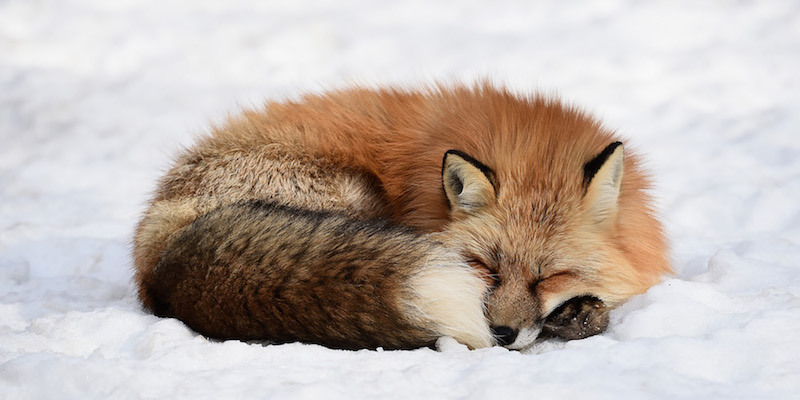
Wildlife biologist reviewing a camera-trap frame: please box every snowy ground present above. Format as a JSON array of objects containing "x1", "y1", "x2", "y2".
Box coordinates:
[{"x1": 2, "y1": 1, "x2": 800, "y2": 398}]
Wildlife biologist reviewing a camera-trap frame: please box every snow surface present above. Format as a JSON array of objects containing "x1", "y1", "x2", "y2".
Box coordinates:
[{"x1": 2, "y1": 1, "x2": 800, "y2": 399}]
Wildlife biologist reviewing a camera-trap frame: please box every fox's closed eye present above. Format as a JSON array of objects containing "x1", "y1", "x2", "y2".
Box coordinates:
[
  {"x1": 530, "y1": 271, "x2": 572, "y2": 291},
  {"x1": 544, "y1": 271, "x2": 572, "y2": 280},
  {"x1": 468, "y1": 258, "x2": 500, "y2": 289}
]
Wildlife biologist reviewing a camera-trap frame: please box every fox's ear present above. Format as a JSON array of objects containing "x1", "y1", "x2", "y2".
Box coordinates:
[
  {"x1": 583, "y1": 142, "x2": 624, "y2": 225},
  {"x1": 442, "y1": 150, "x2": 497, "y2": 215}
]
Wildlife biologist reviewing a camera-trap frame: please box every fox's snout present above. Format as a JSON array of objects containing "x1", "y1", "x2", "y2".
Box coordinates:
[
  {"x1": 491, "y1": 325, "x2": 519, "y2": 346},
  {"x1": 487, "y1": 296, "x2": 610, "y2": 349}
]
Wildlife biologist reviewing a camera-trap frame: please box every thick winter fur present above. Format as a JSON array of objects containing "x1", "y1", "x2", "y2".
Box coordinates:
[{"x1": 133, "y1": 83, "x2": 671, "y2": 350}]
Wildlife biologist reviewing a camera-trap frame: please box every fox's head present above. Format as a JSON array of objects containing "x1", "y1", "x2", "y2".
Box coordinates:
[{"x1": 440, "y1": 142, "x2": 644, "y2": 349}]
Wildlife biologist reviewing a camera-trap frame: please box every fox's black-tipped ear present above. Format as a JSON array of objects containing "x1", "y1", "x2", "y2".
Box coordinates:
[
  {"x1": 442, "y1": 150, "x2": 497, "y2": 215},
  {"x1": 583, "y1": 142, "x2": 624, "y2": 225}
]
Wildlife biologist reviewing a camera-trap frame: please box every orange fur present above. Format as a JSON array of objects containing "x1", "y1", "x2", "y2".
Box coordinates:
[
  {"x1": 133, "y1": 82, "x2": 671, "y2": 349},
  {"x1": 218, "y1": 82, "x2": 670, "y2": 287}
]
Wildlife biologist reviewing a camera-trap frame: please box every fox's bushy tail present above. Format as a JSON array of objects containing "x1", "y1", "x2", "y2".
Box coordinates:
[{"x1": 139, "y1": 200, "x2": 492, "y2": 349}]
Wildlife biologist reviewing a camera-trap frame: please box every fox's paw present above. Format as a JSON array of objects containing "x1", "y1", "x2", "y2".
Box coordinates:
[{"x1": 541, "y1": 296, "x2": 609, "y2": 340}]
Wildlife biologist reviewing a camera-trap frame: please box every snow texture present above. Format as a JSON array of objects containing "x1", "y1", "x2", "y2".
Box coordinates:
[{"x1": 2, "y1": 1, "x2": 800, "y2": 399}]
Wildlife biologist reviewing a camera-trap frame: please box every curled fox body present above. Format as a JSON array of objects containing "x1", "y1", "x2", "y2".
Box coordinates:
[{"x1": 133, "y1": 84, "x2": 671, "y2": 350}]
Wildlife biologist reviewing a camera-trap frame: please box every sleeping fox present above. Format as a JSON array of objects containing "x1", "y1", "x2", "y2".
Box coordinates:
[{"x1": 132, "y1": 83, "x2": 671, "y2": 350}]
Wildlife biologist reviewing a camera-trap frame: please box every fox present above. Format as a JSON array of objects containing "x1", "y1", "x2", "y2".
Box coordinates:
[{"x1": 132, "y1": 82, "x2": 671, "y2": 350}]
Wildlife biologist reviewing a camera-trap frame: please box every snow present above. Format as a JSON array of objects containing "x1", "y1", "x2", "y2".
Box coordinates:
[{"x1": 1, "y1": 0, "x2": 799, "y2": 398}]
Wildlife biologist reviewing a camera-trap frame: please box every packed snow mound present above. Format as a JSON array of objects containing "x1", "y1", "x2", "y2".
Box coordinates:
[{"x1": 2, "y1": 1, "x2": 799, "y2": 399}]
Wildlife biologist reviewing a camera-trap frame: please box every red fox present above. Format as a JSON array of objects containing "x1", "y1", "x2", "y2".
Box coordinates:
[{"x1": 133, "y1": 83, "x2": 671, "y2": 350}]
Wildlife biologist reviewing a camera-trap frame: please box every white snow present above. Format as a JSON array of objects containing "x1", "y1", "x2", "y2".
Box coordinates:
[{"x1": 2, "y1": 0, "x2": 800, "y2": 398}]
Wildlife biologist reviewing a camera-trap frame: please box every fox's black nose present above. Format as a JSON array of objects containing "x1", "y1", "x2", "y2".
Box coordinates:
[{"x1": 491, "y1": 326, "x2": 519, "y2": 346}]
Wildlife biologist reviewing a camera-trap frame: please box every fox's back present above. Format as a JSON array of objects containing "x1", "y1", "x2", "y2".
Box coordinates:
[{"x1": 188, "y1": 85, "x2": 638, "y2": 218}]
